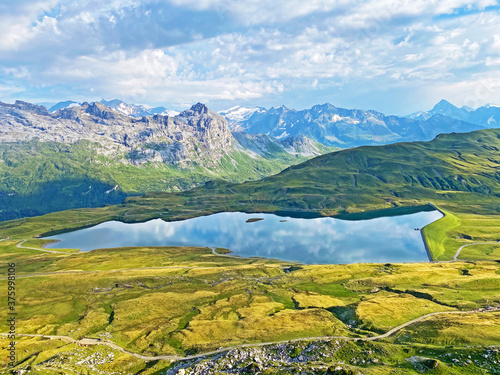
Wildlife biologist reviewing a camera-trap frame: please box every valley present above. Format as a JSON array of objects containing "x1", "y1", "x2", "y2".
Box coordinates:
[
  {"x1": 1, "y1": 101, "x2": 500, "y2": 374},
  {"x1": 3, "y1": 1, "x2": 500, "y2": 373},
  {"x1": 2, "y1": 98, "x2": 496, "y2": 223},
  {"x1": 1, "y1": 240, "x2": 499, "y2": 373},
  {"x1": 3, "y1": 126, "x2": 500, "y2": 259},
  {"x1": 0, "y1": 101, "x2": 332, "y2": 220}
]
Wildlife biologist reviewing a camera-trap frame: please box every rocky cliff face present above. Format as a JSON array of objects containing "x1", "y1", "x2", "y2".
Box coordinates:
[
  {"x1": 0, "y1": 100, "x2": 326, "y2": 221},
  {"x1": 0, "y1": 101, "x2": 233, "y2": 167}
]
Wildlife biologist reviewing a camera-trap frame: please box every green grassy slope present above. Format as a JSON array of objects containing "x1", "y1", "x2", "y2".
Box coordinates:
[
  {"x1": 1, "y1": 241, "x2": 499, "y2": 373},
  {"x1": 122, "y1": 128, "x2": 500, "y2": 221},
  {"x1": 2, "y1": 128, "x2": 500, "y2": 261},
  {"x1": 213, "y1": 128, "x2": 500, "y2": 214},
  {"x1": 421, "y1": 208, "x2": 462, "y2": 261},
  {"x1": 0, "y1": 140, "x2": 316, "y2": 220}
]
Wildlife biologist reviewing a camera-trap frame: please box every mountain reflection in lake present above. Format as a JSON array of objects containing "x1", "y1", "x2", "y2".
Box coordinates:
[{"x1": 44, "y1": 210, "x2": 443, "y2": 264}]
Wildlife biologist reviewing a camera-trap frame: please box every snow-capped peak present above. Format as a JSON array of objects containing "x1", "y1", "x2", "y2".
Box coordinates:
[
  {"x1": 98, "y1": 99, "x2": 170, "y2": 118},
  {"x1": 163, "y1": 110, "x2": 180, "y2": 117},
  {"x1": 219, "y1": 106, "x2": 264, "y2": 123},
  {"x1": 49, "y1": 101, "x2": 81, "y2": 112}
]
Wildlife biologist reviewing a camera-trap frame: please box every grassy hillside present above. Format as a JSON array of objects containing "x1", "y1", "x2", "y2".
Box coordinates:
[
  {"x1": 194, "y1": 128, "x2": 500, "y2": 214},
  {"x1": 2, "y1": 128, "x2": 500, "y2": 261},
  {"x1": 2, "y1": 129, "x2": 500, "y2": 373},
  {"x1": 421, "y1": 208, "x2": 462, "y2": 260},
  {"x1": 1, "y1": 241, "x2": 499, "y2": 373},
  {"x1": 102, "y1": 128, "x2": 500, "y2": 220},
  {"x1": 0, "y1": 140, "x2": 315, "y2": 220}
]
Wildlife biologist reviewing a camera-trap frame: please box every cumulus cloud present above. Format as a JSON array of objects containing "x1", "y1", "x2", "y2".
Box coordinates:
[
  {"x1": 0, "y1": 0, "x2": 61, "y2": 51},
  {"x1": 0, "y1": 0, "x2": 499, "y2": 112}
]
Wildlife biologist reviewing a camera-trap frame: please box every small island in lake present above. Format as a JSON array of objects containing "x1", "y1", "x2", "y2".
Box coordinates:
[{"x1": 246, "y1": 218, "x2": 264, "y2": 223}]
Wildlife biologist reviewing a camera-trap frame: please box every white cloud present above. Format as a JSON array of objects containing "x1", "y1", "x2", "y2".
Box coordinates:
[
  {"x1": 36, "y1": 48, "x2": 279, "y2": 104},
  {"x1": 0, "y1": 0, "x2": 61, "y2": 51},
  {"x1": 0, "y1": 0, "x2": 499, "y2": 111},
  {"x1": 3, "y1": 67, "x2": 31, "y2": 79},
  {"x1": 493, "y1": 34, "x2": 500, "y2": 51},
  {"x1": 45, "y1": 49, "x2": 178, "y2": 82},
  {"x1": 404, "y1": 54, "x2": 423, "y2": 62},
  {"x1": 0, "y1": 83, "x2": 25, "y2": 96},
  {"x1": 432, "y1": 71, "x2": 500, "y2": 108},
  {"x1": 166, "y1": 0, "x2": 352, "y2": 25}
]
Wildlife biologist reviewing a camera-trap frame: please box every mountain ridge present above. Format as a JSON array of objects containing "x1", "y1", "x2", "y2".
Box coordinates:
[
  {"x1": 0, "y1": 100, "x2": 329, "y2": 220},
  {"x1": 47, "y1": 99, "x2": 179, "y2": 117},
  {"x1": 222, "y1": 102, "x2": 483, "y2": 147},
  {"x1": 121, "y1": 127, "x2": 500, "y2": 222},
  {"x1": 407, "y1": 99, "x2": 500, "y2": 127}
]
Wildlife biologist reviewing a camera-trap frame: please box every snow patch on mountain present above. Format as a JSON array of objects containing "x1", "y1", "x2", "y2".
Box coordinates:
[
  {"x1": 99, "y1": 99, "x2": 171, "y2": 118},
  {"x1": 49, "y1": 101, "x2": 81, "y2": 112},
  {"x1": 220, "y1": 106, "x2": 265, "y2": 130}
]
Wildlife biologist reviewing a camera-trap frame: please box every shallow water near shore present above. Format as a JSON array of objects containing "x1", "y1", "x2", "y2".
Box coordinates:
[{"x1": 44, "y1": 209, "x2": 443, "y2": 264}]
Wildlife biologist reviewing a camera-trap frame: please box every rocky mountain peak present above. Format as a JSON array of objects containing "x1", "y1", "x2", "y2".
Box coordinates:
[
  {"x1": 270, "y1": 105, "x2": 290, "y2": 114},
  {"x1": 311, "y1": 103, "x2": 337, "y2": 113},
  {"x1": 83, "y1": 102, "x2": 122, "y2": 120},
  {"x1": 178, "y1": 103, "x2": 227, "y2": 125},
  {"x1": 432, "y1": 99, "x2": 457, "y2": 111},
  {"x1": 190, "y1": 102, "x2": 209, "y2": 114},
  {"x1": 0, "y1": 99, "x2": 236, "y2": 167},
  {"x1": 100, "y1": 99, "x2": 124, "y2": 108},
  {"x1": 408, "y1": 99, "x2": 500, "y2": 127},
  {"x1": 49, "y1": 100, "x2": 79, "y2": 112},
  {"x1": 13, "y1": 100, "x2": 51, "y2": 116}
]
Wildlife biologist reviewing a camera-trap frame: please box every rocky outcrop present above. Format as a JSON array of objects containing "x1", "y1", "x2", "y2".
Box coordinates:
[
  {"x1": 0, "y1": 101, "x2": 234, "y2": 167},
  {"x1": 280, "y1": 134, "x2": 329, "y2": 156},
  {"x1": 0, "y1": 100, "x2": 332, "y2": 221}
]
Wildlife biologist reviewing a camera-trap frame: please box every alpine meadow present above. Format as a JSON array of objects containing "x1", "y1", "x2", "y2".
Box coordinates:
[{"x1": 1, "y1": 1, "x2": 500, "y2": 374}]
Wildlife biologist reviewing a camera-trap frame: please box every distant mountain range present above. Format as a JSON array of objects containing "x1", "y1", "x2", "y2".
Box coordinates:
[
  {"x1": 131, "y1": 127, "x2": 500, "y2": 222},
  {"x1": 1, "y1": 100, "x2": 325, "y2": 165},
  {"x1": 2, "y1": 97, "x2": 499, "y2": 220},
  {"x1": 48, "y1": 99, "x2": 179, "y2": 118},
  {"x1": 219, "y1": 106, "x2": 265, "y2": 128},
  {"x1": 407, "y1": 99, "x2": 500, "y2": 127},
  {"x1": 49, "y1": 100, "x2": 81, "y2": 112},
  {"x1": 0, "y1": 100, "x2": 329, "y2": 220},
  {"x1": 221, "y1": 102, "x2": 484, "y2": 147},
  {"x1": 45, "y1": 99, "x2": 499, "y2": 148}
]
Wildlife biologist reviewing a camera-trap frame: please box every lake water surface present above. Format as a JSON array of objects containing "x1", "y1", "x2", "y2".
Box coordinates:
[{"x1": 44, "y1": 209, "x2": 443, "y2": 264}]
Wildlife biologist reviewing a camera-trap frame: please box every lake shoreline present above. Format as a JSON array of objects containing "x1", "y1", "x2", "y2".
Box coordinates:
[{"x1": 44, "y1": 209, "x2": 442, "y2": 265}]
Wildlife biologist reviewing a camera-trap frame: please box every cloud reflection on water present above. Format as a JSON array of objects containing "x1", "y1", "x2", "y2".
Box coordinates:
[{"x1": 45, "y1": 210, "x2": 443, "y2": 264}]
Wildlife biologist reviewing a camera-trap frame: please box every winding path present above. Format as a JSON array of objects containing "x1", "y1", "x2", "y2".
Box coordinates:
[
  {"x1": 4, "y1": 208, "x2": 500, "y2": 364},
  {"x1": 453, "y1": 241, "x2": 499, "y2": 261},
  {"x1": 16, "y1": 239, "x2": 61, "y2": 254},
  {"x1": 425, "y1": 202, "x2": 500, "y2": 262},
  {"x1": 2, "y1": 308, "x2": 498, "y2": 362}
]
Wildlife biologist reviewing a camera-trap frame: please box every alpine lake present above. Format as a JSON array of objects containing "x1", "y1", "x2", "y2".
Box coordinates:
[{"x1": 44, "y1": 206, "x2": 443, "y2": 264}]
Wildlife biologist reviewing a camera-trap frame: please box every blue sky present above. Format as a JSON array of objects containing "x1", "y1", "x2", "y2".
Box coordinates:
[{"x1": 0, "y1": 0, "x2": 499, "y2": 115}]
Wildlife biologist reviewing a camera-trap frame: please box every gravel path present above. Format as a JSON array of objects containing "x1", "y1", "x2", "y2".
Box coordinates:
[
  {"x1": 453, "y1": 241, "x2": 499, "y2": 261},
  {"x1": 2, "y1": 307, "x2": 498, "y2": 362}
]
